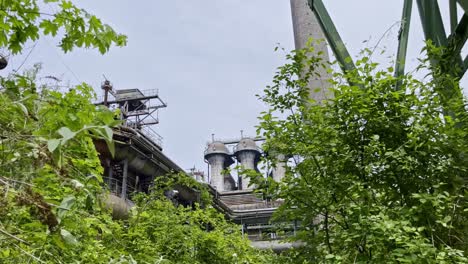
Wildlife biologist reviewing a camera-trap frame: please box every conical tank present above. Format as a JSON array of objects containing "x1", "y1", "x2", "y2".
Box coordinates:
[
  {"x1": 234, "y1": 138, "x2": 260, "y2": 190},
  {"x1": 204, "y1": 141, "x2": 234, "y2": 191}
]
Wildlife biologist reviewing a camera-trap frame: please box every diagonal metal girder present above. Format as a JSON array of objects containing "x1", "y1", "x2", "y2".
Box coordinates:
[
  {"x1": 307, "y1": 0, "x2": 356, "y2": 75},
  {"x1": 456, "y1": 0, "x2": 468, "y2": 13},
  {"x1": 395, "y1": 0, "x2": 413, "y2": 87},
  {"x1": 415, "y1": 0, "x2": 464, "y2": 116},
  {"x1": 416, "y1": 0, "x2": 447, "y2": 47},
  {"x1": 448, "y1": 15, "x2": 468, "y2": 60},
  {"x1": 463, "y1": 55, "x2": 468, "y2": 73},
  {"x1": 305, "y1": 0, "x2": 468, "y2": 83},
  {"x1": 450, "y1": 0, "x2": 458, "y2": 33},
  {"x1": 415, "y1": 0, "x2": 464, "y2": 75}
]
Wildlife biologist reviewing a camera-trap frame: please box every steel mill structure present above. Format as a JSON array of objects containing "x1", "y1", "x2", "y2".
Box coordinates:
[
  {"x1": 88, "y1": 0, "x2": 468, "y2": 251},
  {"x1": 94, "y1": 81, "x2": 199, "y2": 219},
  {"x1": 204, "y1": 137, "x2": 263, "y2": 192},
  {"x1": 4, "y1": 0, "x2": 458, "y2": 251},
  {"x1": 204, "y1": 136, "x2": 296, "y2": 250},
  {"x1": 0, "y1": 0, "x2": 464, "y2": 254},
  {"x1": 91, "y1": 0, "x2": 336, "y2": 250}
]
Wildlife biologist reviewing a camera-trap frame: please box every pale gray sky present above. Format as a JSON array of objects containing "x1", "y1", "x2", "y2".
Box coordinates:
[{"x1": 2, "y1": 1, "x2": 465, "y2": 172}]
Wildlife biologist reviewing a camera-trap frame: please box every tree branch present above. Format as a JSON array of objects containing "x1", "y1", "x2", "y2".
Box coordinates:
[
  {"x1": 324, "y1": 210, "x2": 333, "y2": 254},
  {"x1": 0, "y1": 228, "x2": 29, "y2": 245}
]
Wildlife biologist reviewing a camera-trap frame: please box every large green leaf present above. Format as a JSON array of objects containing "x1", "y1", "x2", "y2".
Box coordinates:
[
  {"x1": 57, "y1": 195, "x2": 76, "y2": 219},
  {"x1": 57, "y1": 127, "x2": 76, "y2": 142},
  {"x1": 47, "y1": 138, "x2": 61, "y2": 152},
  {"x1": 60, "y1": 229, "x2": 78, "y2": 246}
]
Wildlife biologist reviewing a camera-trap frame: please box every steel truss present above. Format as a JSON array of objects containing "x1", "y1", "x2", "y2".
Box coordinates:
[{"x1": 307, "y1": 0, "x2": 468, "y2": 99}]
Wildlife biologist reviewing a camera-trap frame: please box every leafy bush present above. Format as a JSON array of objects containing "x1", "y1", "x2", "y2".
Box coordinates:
[
  {"x1": 0, "y1": 70, "x2": 275, "y2": 263},
  {"x1": 256, "y1": 44, "x2": 468, "y2": 263}
]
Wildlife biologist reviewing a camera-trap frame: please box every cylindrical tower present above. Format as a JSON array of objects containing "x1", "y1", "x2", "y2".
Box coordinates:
[
  {"x1": 204, "y1": 141, "x2": 233, "y2": 191},
  {"x1": 224, "y1": 174, "x2": 236, "y2": 191},
  {"x1": 234, "y1": 138, "x2": 261, "y2": 190},
  {"x1": 290, "y1": 0, "x2": 332, "y2": 103}
]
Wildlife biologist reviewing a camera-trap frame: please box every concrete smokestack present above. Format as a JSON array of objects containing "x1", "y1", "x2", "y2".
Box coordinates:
[
  {"x1": 290, "y1": 0, "x2": 332, "y2": 103},
  {"x1": 234, "y1": 138, "x2": 261, "y2": 190},
  {"x1": 204, "y1": 141, "x2": 234, "y2": 191}
]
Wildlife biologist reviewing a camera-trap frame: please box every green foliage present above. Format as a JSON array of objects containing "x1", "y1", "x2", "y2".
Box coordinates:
[
  {"x1": 126, "y1": 193, "x2": 273, "y2": 264},
  {"x1": 152, "y1": 172, "x2": 212, "y2": 205},
  {"x1": 256, "y1": 44, "x2": 468, "y2": 263},
  {"x1": 0, "y1": 0, "x2": 127, "y2": 54},
  {"x1": 0, "y1": 69, "x2": 278, "y2": 263},
  {"x1": 0, "y1": 2, "x2": 279, "y2": 262},
  {"x1": 0, "y1": 68, "x2": 121, "y2": 262}
]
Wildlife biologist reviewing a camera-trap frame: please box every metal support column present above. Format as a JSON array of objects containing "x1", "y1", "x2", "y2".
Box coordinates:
[
  {"x1": 298, "y1": 0, "x2": 468, "y2": 109},
  {"x1": 108, "y1": 162, "x2": 114, "y2": 190},
  {"x1": 121, "y1": 159, "x2": 128, "y2": 199},
  {"x1": 416, "y1": 0, "x2": 447, "y2": 47},
  {"x1": 416, "y1": 0, "x2": 464, "y2": 116},
  {"x1": 453, "y1": 1, "x2": 468, "y2": 76},
  {"x1": 450, "y1": 0, "x2": 459, "y2": 33}
]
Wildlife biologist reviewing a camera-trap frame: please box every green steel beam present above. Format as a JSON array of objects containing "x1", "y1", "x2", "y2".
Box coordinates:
[
  {"x1": 450, "y1": 0, "x2": 458, "y2": 34},
  {"x1": 456, "y1": 0, "x2": 468, "y2": 13},
  {"x1": 307, "y1": 0, "x2": 356, "y2": 75},
  {"x1": 395, "y1": 0, "x2": 413, "y2": 89},
  {"x1": 456, "y1": 15, "x2": 468, "y2": 78},
  {"x1": 448, "y1": 15, "x2": 468, "y2": 60},
  {"x1": 416, "y1": 0, "x2": 447, "y2": 47},
  {"x1": 463, "y1": 54, "x2": 468, "y2": 73},
  {"x1": 416, "y1": 1, "x2": 467, "y2": 74},
  {"x1": 305, "y1": 0, "x2": 468, "y2": 84},
  {"x1": 415, "y1": 0, "x2": 464, "y2": 116}
]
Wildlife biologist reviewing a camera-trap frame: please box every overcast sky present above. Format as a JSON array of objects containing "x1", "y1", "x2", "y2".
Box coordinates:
[{"x1": 2, "y1": 1, "x2": 465, "y2": 173}]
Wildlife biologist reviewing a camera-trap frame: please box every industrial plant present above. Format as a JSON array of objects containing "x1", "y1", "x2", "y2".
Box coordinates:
[
  {"x1": 195, "y1": 0, "x2": 331, "y2": 249},
  {"x1": 2, "y1": 0, "x2": 468, "y2": 261},
  {"x1": 88, "y1": 0, "x2": 331, "y2": 249}
]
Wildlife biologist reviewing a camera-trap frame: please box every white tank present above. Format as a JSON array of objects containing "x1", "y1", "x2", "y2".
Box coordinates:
[{"x1": 234, "y1": 138, "x2": 261, "y2": 190}]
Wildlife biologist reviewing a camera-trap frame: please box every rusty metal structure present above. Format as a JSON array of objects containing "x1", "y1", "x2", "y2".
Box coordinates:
[
  {"x1": 0, "y1": 0, "x2": 458, "y2": 249},
  {"x1": 94, "y1": 81, "x2": 198, "y2": 218}
]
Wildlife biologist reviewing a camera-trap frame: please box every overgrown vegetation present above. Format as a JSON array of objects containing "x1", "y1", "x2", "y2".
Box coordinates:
[
  {"x1": 0, "y1": 73, "x2": 276, "y2": 262},
  {"x1": 0, "y1": 0, "x2": 127, "y2": 54},
  {"x1": 254, "y1": 43, "x2": 468, "y2": 263},
  {"x1": 0, "y1": 1, "x2": 275, "y2": 263},
  {"x1": 2, "y1": 1, "x2": 467, "y2": 263}
]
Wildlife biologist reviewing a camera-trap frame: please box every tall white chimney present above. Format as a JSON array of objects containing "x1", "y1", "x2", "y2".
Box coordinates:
[{"x1": 290, "y1": 0, "x2": 332, "y2": 103}]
